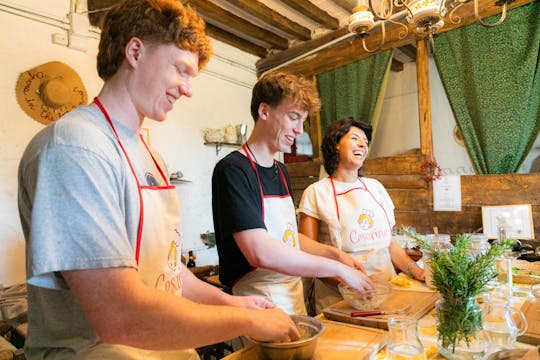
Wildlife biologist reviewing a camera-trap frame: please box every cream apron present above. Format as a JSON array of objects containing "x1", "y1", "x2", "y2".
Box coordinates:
[
  {"x1": 314, "y1": 177, "x2": 395, "y2": 313},
  {"x1": 232, "y1": 145, "x2": 306, "y2": 315},
  {"x1": 82, "y1": 98, "x2": 199, "y2": 360}
]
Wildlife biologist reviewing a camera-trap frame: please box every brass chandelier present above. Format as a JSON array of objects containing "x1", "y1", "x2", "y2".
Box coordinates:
[{"x1": 348, "y1": 0, "x2": 514, "y2": 52}]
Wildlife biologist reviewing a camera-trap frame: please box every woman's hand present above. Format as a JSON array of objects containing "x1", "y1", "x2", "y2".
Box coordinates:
[
  {"x1": 409, "y1": 263, "x2": 425, "y2": 281},
  {"x1": 335, "y1": 250, "x2": 366, "y2": 272}
]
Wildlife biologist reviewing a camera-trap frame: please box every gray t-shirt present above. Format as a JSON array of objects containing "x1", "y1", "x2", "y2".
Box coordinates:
[{"x1": 18, "y1": 105, "x2": 164, "y2": 358}]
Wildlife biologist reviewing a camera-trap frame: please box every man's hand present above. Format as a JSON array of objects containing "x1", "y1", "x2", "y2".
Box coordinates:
[
  {"x1": 227, "y1": 295, "x2": 276, "y2": 310},
  {"x1": 248, "y1": 308, "x2": 300, "y2": 343},
  {"x1": 337, "y1": 265, "x2": 374, "y2": 294}
]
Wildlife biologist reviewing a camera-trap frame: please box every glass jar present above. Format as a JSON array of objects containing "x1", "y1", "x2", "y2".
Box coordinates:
[
  {"x1": 387, "y1": 317, "x2": 425, "y2": 360},
  {"x1": 465, "y1": 234, "x2": 490, "y2": 256},
  {"x1": 422, "y1": 234, "x2": 452, "y2": 288}
]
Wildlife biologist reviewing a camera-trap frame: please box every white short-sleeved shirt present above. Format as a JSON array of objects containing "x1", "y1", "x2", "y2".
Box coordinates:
[{"x1": 299, "y1": 177, "x2": 396, "y2": 277}]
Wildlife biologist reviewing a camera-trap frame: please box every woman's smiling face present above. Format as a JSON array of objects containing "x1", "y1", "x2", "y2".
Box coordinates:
[{"x1": 336, "y1": 126, "x2": 370, "y2": 170}]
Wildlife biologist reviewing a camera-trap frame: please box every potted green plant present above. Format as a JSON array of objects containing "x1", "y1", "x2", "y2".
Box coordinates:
[{"x1": 402, "y1": 227, "x2": 510, "y2": 359}]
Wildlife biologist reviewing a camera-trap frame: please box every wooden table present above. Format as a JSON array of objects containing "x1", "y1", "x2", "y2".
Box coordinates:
[
  {"x1": 222, "y1": 319, "x2": 387, "y2": 360},
  {"x1": 223, "y1": 281, "x2": 537, "y2": 360}
]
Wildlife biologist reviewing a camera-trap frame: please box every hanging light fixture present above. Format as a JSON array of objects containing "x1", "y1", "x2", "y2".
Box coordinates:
[{"x1": 348, "y1": 0, "x2": 513, "y2": 52}]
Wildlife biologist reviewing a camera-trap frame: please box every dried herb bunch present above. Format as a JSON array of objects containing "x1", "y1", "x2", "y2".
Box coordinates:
[{"x1": 402, "y1": 227, "x2": 511, "y2": 351}]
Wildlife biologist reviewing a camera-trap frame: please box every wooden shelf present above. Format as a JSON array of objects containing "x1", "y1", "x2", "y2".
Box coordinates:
[{"x1": 204, "y1": 141, "x2": 243, "y2": 155}]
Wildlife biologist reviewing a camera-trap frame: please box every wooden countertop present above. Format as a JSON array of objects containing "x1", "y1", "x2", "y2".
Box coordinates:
[
  {"x1": 222, "y1": 319, "x2": 387, "y2": 360},
  {"x1": 222, "y1": 282, "x2": 538, "y2": 360}
]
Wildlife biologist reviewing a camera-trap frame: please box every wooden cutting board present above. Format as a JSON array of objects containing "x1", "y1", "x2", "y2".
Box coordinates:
[
  {"x1": 222, "y1": 319, "x2": 387, "y2": 360},
  {"x1": 518, "y1": 298, "x2": 540, "y2": 345},
  {"x1": 323, "y1": 289, "x2": 440, "y2": 330}
]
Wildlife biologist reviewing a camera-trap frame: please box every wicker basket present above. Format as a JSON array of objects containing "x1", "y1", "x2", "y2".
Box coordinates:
[{"x1": 512, "y1": 259, "x2": 540, "y2": 284}]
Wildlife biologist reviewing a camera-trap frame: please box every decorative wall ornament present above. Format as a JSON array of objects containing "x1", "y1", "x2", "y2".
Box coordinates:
[
  {"x1": 16, "y1": 61, "x2": 88, "y2": 125},
  {"x1": 419, "y1": 160, "x2": 443, "y2": 182}
]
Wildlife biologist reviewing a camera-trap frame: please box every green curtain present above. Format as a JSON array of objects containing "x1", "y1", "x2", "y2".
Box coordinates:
[
  {"x1": 317, "y1": 50, "x2": 392, "y2": 133},
  {"x1": 433, "y1": 2, "x2": 540, "y2": 174}
]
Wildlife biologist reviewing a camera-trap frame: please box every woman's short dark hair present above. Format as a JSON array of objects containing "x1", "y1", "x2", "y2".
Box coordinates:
[{"x1": 321, "y1": 116, "x2": 372, "y2": 176}]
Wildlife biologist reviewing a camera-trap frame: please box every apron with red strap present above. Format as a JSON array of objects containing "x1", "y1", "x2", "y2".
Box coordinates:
[
  {"x1": 314, "y1": 177, "x2": 395, "y2": 313},
  {"x1": 232, "y1": 145, "x2": 306, "y2": 315},
  {"x1": 83, "y1": 98, "x2": 198, "y2": 359},
  {"x1": 328, "y1": 177, "x2": 395, "y2": 279}
]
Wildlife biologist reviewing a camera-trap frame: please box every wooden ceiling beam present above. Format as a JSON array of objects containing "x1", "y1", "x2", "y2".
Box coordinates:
[
  {"x1": 399, "y1": 44, "x2": 417, "y2": 61},
  {"x1": 280, "y1": 0, "x2": 340, "y2": 30},
  {"x1": 278, "y1": 25, "x2": 415, "y2": 77},
  {"x1": 221, "y1": 0, "x2": 312, "y2": 41},
  {"x1": 257, "y1": 0, "x2": 535, "y2": 76},
  {"x1": 333, "y1": 0, "x2": 356, "y2": 12},
  {"x1": 205, "y1": 23, "x2": 267, "y2": 58},
  {"x1": 187, "y1": 0, "x2": 289, "y2": 49},
  {"x1": 256, "y1": 27, "x2": 351, "y2": 75}
]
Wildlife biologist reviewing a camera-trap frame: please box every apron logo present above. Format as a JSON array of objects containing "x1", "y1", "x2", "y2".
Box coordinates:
[
  {"x1": 357, "y1": 209, "x2": 374, "y2": 230},
  {"x1": 154, "y1": 239, "x2": 183, "y2": 294},
  {"x1": 167, "y1": 239, "x2": 180, "y2": 271},
  {"x1": 282, "y1": 223, "x2": 297, "y2": 247}
]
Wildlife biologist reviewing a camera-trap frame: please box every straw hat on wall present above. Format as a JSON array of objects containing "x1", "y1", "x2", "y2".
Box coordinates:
[{"x1": 16, "y1": 61, "x2": 88, "y2": 125}]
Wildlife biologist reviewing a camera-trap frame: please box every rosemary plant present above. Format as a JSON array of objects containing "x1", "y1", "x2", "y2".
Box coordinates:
[{"x1": 402, "y1": 227, "x2": 511, "y2": 352}]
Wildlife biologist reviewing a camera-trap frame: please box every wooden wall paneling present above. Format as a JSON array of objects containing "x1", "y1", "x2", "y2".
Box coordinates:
[
  {"x1": 533, "y1": 207, "x2": 540, "y2": 240},
  {"x1": 291, "y1": 177, "x2": 320, "y2": 191},
  {"x1": 430, "y1": 208, "x2": 484, "y2": 235},
  {"x1": 285, "y1": 160, "x2": 321, "y2": 178},
  {"x1": 369, "y1": 174, "x2": 428, "y2": 189},
  {"x1": 387, "y1": 189, "x2": 430, "y2": 211},
  {"x1": 286, "y1": 160, "x2": 321, "y2": 207},
  {"x1": 395, "y1": 211, "x2": 431, "y2": 230},
  {"x1": 292, "y1": 190, "x2": 306, "y2": 207},
  {"x1": 286, "y1": 159, "x2": 540, "y2": 241},
  {"x1": 364, "y1": 154, "x2": 429, "y2": 175},
  {"x1": 459, "y1": 174, "x2": 540, "y2": 204}
]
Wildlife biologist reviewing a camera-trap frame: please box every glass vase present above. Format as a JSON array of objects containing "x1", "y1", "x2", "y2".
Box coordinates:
[{"x1": 435, "y1": 297, "x2": 486, "y2": 360}]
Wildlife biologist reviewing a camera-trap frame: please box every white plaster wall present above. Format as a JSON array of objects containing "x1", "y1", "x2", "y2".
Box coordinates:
[
  {"x1": 0, "y1": 1, "x2": 257, "y2": 286},
  {"x1": 369, "y1": 61, "x2": 420, "y2": 158},
  {"x1": 369, "y1": 56, "x2": 476, "y2": 176}
]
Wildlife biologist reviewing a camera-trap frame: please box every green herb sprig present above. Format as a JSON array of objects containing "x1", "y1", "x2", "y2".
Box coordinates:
[{"x1": 401, "y1": 226, "x2": 511, "y2": 351}]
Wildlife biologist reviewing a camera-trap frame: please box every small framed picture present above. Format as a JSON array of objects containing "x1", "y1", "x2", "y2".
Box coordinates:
[{"x1": 481, "y1": 204, "x2": 534, "y2": 239}]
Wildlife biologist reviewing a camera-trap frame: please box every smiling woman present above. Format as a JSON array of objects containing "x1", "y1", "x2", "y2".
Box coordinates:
[{"x1": 298, "y1": 116, "x2": 424, "y2": 314}]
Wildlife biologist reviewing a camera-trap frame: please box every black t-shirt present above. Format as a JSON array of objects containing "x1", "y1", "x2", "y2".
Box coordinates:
[{"x1": 212, "y1": 151, "x2": 293, "y2": 286}]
